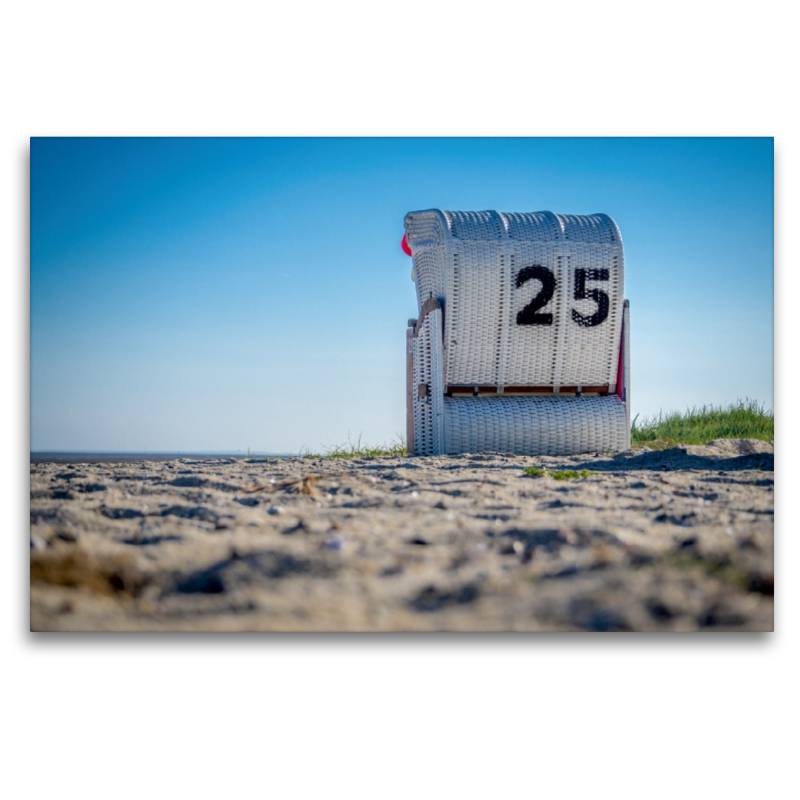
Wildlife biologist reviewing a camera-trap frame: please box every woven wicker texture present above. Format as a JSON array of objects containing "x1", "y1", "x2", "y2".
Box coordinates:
[
  {"x1": 622, "y1": 301, "x2": 631, "y2": 444},
  {"x1": 404, "y1": 209, "x2": 629, "y2": 456},
  {"x1": 442, "y1": 395, "x2": 628, "y2": 456},
  {"x1": 405, "y1": 209, "x2": 624, "y2": 389},
  {"x1": 412, "y1": 308, "x2": 445, "y2": 455}
]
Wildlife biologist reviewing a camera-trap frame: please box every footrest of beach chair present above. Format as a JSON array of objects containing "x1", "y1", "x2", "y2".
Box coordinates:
[{"x1": 441, "y1": 394, "x2": 628, "y2": 456}]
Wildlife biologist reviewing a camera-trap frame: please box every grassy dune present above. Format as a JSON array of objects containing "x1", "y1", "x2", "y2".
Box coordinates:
[{"x1": 631, "y1": 399, "x2": 773, "y2": 447}]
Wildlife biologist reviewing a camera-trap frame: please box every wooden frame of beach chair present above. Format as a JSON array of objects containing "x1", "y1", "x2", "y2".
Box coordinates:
[{"x1": 404, "y1": 210, "x2": 630, "y2": 456}]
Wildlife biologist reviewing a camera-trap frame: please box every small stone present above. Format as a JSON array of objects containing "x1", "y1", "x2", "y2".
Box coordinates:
[
  {"x1": 321, "y1": 535, "x2": 346, "y2": 551},
  {"x1": 268, "y1": 506, "x2": 284, "y2": 515},
  {"x1": 236, "y1": 497, "x2": 260, "y2": 507}
]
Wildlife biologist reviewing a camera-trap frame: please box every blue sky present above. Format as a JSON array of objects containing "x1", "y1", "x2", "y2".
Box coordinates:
[{"x1": 30, "y1": 137, "x2": 773, "y2": 453}]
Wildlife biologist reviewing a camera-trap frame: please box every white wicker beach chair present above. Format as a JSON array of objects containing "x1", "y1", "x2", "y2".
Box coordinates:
[{"x1": 403, "y1": 210, "x2": 631, "y2": 456}]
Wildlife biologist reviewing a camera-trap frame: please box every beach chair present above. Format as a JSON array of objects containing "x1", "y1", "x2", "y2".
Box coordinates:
[{"x1": 403, "y1": 210, "x2": 630, "y2": 456}]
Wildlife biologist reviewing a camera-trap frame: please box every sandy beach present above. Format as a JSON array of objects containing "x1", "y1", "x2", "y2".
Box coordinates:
[{"x1": 29, "y1": 439, "x2": 773, "y2": 632}]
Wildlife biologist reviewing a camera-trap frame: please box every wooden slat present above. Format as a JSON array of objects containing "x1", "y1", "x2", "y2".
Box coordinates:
[{"x1": 445, "y1": 385, "x2": 610, "y2": 396}]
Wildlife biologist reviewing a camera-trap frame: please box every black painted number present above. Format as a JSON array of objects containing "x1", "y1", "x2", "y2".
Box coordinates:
[
  {"x1": 515, "y1": 265, "x2": 555, "y2": 326},
  {"x1": 571, "y1": 268, "x2": 610, "y2": 327},
  {"x1": 513, "y1": 266, "x2": 611, "y2": 328}
]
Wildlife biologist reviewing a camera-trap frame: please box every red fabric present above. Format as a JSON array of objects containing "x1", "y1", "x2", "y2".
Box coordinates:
[{"x1": 401, "y1": 233, "x2": 412, "y2": 257}]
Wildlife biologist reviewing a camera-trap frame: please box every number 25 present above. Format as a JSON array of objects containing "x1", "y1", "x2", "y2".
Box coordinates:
[{"x1": 516, "y1": 266, "x2": 610, "y2": 328}]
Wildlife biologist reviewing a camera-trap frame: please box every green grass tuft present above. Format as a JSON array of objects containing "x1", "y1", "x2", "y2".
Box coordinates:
[
  {"x1": 552, "y1": 469, "x2": 598, "y2": 480},
  {"x1": 299, "y1": 434, "x2": 407, "y2": 459},
  {"x1": 631, "y1": 399, "x2": 773, "y2": 448},
  {"x1": 524, "y1": 467, "x2": 598, "y2": 480}
]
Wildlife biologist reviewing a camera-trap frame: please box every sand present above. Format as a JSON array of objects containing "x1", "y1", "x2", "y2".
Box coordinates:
[{"x1": 29, "y1": 439, "x2": 774, "y2": 632}]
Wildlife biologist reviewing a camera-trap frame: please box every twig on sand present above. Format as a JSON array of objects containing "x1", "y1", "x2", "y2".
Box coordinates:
[{"x1": 240, "y1": 472, "x2": 379, "y2": 495}]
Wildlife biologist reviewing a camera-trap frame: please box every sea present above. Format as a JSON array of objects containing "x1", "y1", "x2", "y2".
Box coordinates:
[{"x1": 29, "y1": 452, "x2": 289, "y2": 464}]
